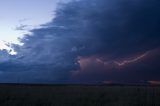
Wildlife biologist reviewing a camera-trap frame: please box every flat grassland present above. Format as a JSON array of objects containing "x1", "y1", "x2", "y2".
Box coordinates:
[{"x1": 0, "y1": 84, "x2": 159, "y2": 106}]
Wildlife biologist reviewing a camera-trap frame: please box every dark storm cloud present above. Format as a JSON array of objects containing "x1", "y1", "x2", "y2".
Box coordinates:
[
  {"x1": 17, "y1": 0, "x2": 160, "y2": 62},
  {"x1": 51, "y1": 0, "x2": 160, "y2": 58},
  {"x1": 0, "y1": 50, "x2": 10, "y2": 62},
  {"x1": 71, "y1": 49, "x2": 160, "y2": 83},
  {"x1": 0, "y1": 0, "x2": 160, "y2": 83}
]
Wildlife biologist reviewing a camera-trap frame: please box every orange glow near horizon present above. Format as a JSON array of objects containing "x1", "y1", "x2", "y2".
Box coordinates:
[{"x1": 148, "y1": 81, "x2": 160, "y2": 85}]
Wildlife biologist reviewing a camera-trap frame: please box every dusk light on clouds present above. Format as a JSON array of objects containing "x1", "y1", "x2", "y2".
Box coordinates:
[
  {"x1": 0, "y1": 0, "x2": 64, "y2": 52},
  {"x1": 0, "y1": 0, "x2": 159, "y2": 84}
]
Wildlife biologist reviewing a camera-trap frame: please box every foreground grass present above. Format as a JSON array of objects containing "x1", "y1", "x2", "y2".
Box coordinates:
[{"x1": 0, "y1": 84, "x2": 159, "y2": 106}]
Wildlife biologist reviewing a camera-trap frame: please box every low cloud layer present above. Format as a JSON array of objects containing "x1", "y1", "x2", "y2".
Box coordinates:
[{"x1": 0, "y1": 0, "x2": 160, "y2": 83}]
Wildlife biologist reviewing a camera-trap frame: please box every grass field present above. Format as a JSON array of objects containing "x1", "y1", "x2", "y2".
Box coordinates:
[{"x1": 0, "y1": 84, "x2": 159, "y2": 106}]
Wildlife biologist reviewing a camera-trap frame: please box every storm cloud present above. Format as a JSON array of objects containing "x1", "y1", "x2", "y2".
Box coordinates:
[{"x1": 0, "y1": 0, "x2": 160, "y2": 83}]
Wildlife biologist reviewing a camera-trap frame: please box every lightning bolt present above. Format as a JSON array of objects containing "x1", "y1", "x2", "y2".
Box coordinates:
[{"x1": 114, "y1": 53, "x2": 148, "y2": 66}]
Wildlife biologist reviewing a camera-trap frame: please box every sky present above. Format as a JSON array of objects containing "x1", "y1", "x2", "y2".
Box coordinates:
[
  {"x1": 0, "y1": 0, "x2": 160, "y2": 84},
  {"x1": 0, "y1": 0, "x2": 68, "y2": 53}
]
